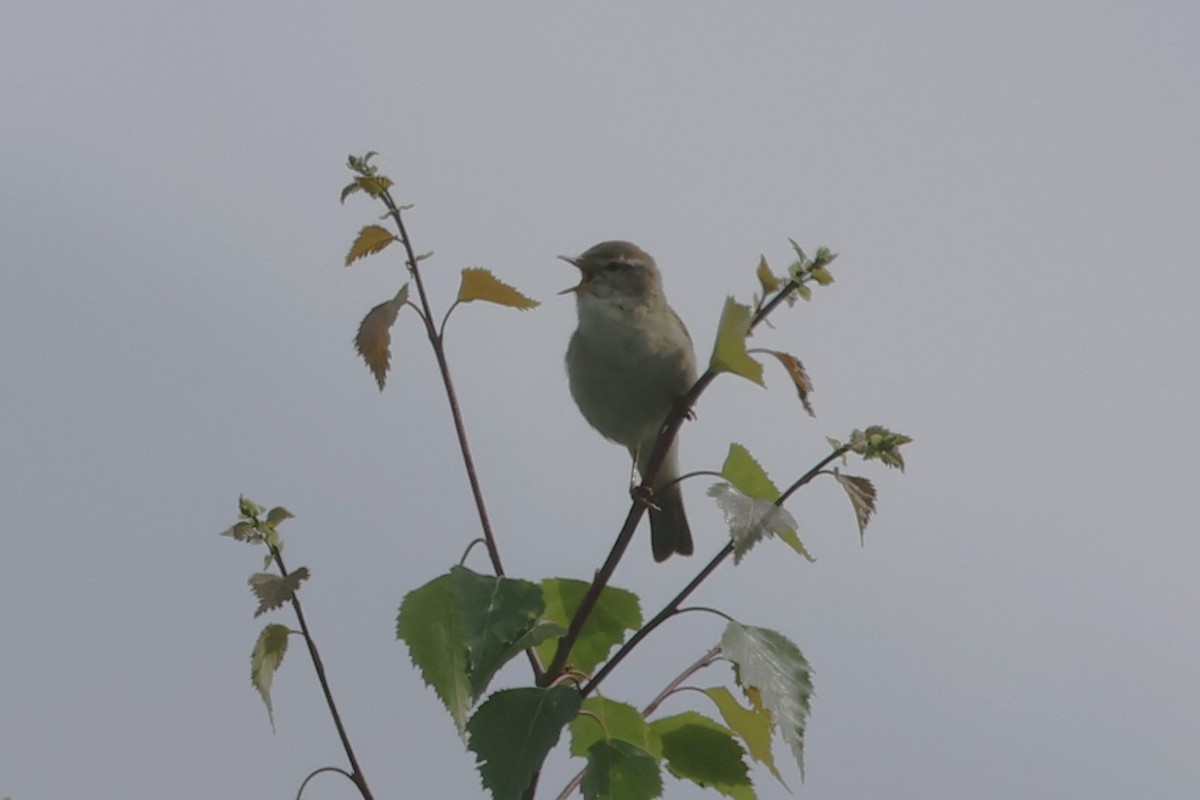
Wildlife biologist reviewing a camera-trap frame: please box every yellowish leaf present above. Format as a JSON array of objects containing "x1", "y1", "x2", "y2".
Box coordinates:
[
  {"x1": 355, "y1": 174, "x2": 393, "y2": 198},
  {"x1": 355, "y1": 285, "x2": 409, "y2": 390},
  {"x1": 457, "y1": 268, "x2": 540, "y2": 310},
  {"x1": 705, "y1": 686, "x2": 786, "y2": 787},
  {"x1": 708, "y1": 297, "x2": 764, "y2": 386},
  {"x1": 345, "y1": 224, "x2": 396, "y2": 267},
  {"x1": 756, "y1": 256, "x2": 781, "y2": 296},
  {"x1": 765, "y1": 351, "x2": 815, "y2": 417}
]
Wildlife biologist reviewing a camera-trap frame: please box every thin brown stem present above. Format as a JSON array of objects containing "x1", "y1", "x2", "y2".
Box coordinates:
[
  {"x1": 272, "y1": 548, "x2": 374, "y2": 800},
  {"x1": 377, "y1": 191, "x2": 506, "y2": 579},
  {"x1": 582, "y1": 541, "x2": 733, "y2": 697}
]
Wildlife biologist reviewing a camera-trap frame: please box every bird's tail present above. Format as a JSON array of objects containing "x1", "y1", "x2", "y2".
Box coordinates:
[{"x1": 649, "y1": 483, "x2": 694, "y2": 562}]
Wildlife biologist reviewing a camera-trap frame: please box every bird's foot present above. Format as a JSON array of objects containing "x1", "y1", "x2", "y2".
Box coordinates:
[{"x1": 630, "y1": 484, "x2": 662, "y2": 512}]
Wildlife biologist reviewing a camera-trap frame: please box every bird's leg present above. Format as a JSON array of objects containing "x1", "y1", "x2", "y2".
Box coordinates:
[
  {"x1": 628, "y1": 446, "x2": 662, "y2": 511},
  {"x1": 669, "y1": 394, "x2": 697, "y2": 422}
]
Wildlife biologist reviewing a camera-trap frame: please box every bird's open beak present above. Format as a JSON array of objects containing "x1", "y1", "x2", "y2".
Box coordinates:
[{"x1": 557, "y1": 254, "x2": 589, "y2": 295}]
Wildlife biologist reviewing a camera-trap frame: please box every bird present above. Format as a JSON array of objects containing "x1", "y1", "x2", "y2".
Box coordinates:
[{"x1": 561, "y1": 240, "x2": 698, "y2": 561}]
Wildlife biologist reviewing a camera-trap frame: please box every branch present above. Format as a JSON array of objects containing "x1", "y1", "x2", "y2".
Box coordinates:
[
  {"x1": 372, "y1": 188, "x2": 544, "y2": 680},
  {"x1": 584, "y1": 440, "x2": 852, "y2": 697},
  {"x1": 271, "y1": 547, "x2": 374, "y2": 800},
  {"x1": 375, "y1": 190, "x2": 507, "y2": 579}
]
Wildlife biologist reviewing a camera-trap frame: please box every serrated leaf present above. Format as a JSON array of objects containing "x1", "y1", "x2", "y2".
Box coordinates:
[
  {"x1": 248, "y1": 568, "x2": 309, "y2": 617},
  {"x1": 833, "y1": 471, "x2": 876, "y2": 543},
  {"x1": 466, "y1": 686, "x2": 583, "y2": 800},
  {"x1": 344, "y1": 224, "x2": 396, "y2": 267},
  {"x1": 650, "y1": 712, "x2": 754, "y2": 800},
  {"x1": 721, "y1": 444, "x2": 779, "y2": 501},
  {"x1": 397, "y1": 574, "x2": 473, "y2": 735},
  {"x1": 339, "y1": 181, "x2": 362, "y2": 204},
  {"x1": 265, "y1": 506, "x2": 293, "y2": 526},
  {"x1": 582, "y1": 740, "x2": 663, "y2": 800},
  {"x1": 457, "y1": 268, "x2": 540, "y2": 310},
  {"x1": 251, "y1": 623, "x2": 290, "y2": 732},
  {"x1": 239, "y1": 495, "x2": 264, "y2": 519},
  {"x1": 787, "y1": 239, "x2": 808, "y2": 265},
  {"x1": 848, "y1": 426, "x2": 912, "y2": 471},
  {"x1": 812, "y1": 247, "x2": 838, "y2": 267},
  {"x1": 704, "y1": 686, "x2": 786, "y2": 788},
  {"x1": 354, "y1": 174, "x2": 393, "y2": 198},
  {"x1": 720, "y1": 622, "x2": 814, "y2": 781},
  {"x1": 764, "y1": 351, "x2": 815, "y2": 417},
  {"x1": 709, "y1": 297, "x2": 764, "y2": 386},
  {"x1": 706, "y1": 483, "x2": 804, "y2": 564},
  {"x1": 570, "y1": 697, "x2": 661, "y2": 758},
  {"x1": 448, "y1": 565, "x2": 547, "y2": 700},
  {"x1": 536, "y1": 579, "x2": 642, "y2": 675},
  {"x1": 355, "y1": 284, "x2": 409, "y2": 391},
  {"x1": 221, "y1": 521, "x2": 263, "y2": 544},
  {"x1": 809, "y1": 265, "x2": 835, "y2": 286},
  {"x1": 755, "y1": 256, "x2": 781, "y2": 296}
]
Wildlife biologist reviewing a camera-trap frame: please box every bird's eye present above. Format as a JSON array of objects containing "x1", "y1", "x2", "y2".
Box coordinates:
[{"x1": 604, "y1": 261, "x2": 625, "y2": 272}]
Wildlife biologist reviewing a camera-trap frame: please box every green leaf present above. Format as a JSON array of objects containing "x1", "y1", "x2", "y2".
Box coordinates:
[
  {"x1": 221, "y1": 520, "x2": 263, "y2": 544},
  {"x1": 809, "y1": 265, "x2": 835, "y2": 286},
  {"x1": 706, "y1": 484, "x2": 807, "y2": 564},
  {"x1": 354, "y1": 284, "x2": 409, "y2": 391},
  {"x1": 398, "y1": 568, "x2": 560, "y2": 735},
  {"x1": 536, "y1": 578, "x2": 642, "y2": 675},
  {"x1": 457, "y1": 268, "x2": 540, "y2": 310},
  {"x1": 709, "y1": 297, "x2": 764, "y2": 386},
  {"x1": 582, "y1": 740, "x2": 663, "y2": 800},
  {"x1": 250, "y1": 623, "x2": 290, "y2": 732},
  {"x1": 848, "y1": 425, "x2": 912, "y2": 471},
  {"x1": 448, "y1": 566, "x2": 546, "y2": 700},
  {"x1": 248, "y1": 568, "x2": 309, "y2": 617},
  {"x1": 570, "y1": 697, "x2": 661, "y2": 758},
  {"x1": 718, "y1": 446, "x2": 814, "y2": 560},
  {"x1": 344, "y1": 224, "x2": 396, "y2": 267},
  {"x1": 650, "y1": 712, "x2": 754, "y2": 800},
  {"x1": 833, "y1": 470, "x2": 876, "y2": 544},
  {"x1": 720, "y1": 444, "x2": 779, "y2": 501},
  {"x1": 467, "y1": 686, "x2": 583, "y2": 800},
  {"x1": 339, "y1": 181, "x2": 362, "y2": 204},
  {"x1": 720, "y1": 622, "x2": 814, "y2": 780},
  {"x1": 812, "y1": 246, "x2": 838, "y2": 268},
  {"x1": 239, "y1": 495, "x2": 265, "y2": 520},
  {"x1": 704, "y1": 686, "x2": 786, "y2": 787},
  {"x1": 396, "y1": 574, "x2": 473, "y2": 735},
  {"x1": 265, "y1": 506, "x2": 293, "y2": 527}
]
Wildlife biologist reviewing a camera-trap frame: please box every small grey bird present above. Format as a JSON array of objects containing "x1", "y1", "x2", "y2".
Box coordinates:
[{"x1": 561, "y1": 241, "x2": 698, "y2": 561}]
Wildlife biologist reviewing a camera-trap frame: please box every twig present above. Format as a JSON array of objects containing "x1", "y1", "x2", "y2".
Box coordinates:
[
  {"x1": 272, "y1": 548, "x2": 374, "y2": 800},
  {"x1": 374, "y1": 189, "x2": 544, "y2": 681},
  {"x1": 376, "y1": 191, "x2": 506, "y2": 580}
]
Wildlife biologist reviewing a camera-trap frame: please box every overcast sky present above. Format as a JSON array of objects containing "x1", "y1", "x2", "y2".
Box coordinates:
[{"x1": 3, "y1": 2, "x2": 1198, "y2": 799}]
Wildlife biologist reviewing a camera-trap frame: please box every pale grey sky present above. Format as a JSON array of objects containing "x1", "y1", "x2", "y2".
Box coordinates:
[{"x1": 2, "y1": 2, "x2": 1198, "y2": 799}]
